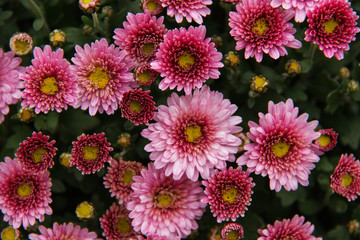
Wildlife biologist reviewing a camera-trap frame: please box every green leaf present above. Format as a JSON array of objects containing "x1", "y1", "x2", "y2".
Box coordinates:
[
  {"x1": 0, "y1": 10, "x2": 12, "y2": 24},
  {"x1": 326, "y1": 225, "x2": 350, "y2": 240},
  {"x1": 317, "y1": 157, "x2": 333, "y2": 172},
  {"x1": 81, "y1": 15, "x2": 93, "y2": 26},
  {"x1": 328, "y1": 198, "x2": 348, "y2": 214},
  {"x1": 34, "y1": 112, "x2": 59, "y2": 133},
  {"x1": 51, "y1": 179, "x2": 66, "y2": 193},
  {"x1": 33, "y1": 18, "x2": 44, "y2": 31},
  {"x1": 277, "y1": 188, "x2": 304, "y2": 207},
  {"x1": 298, "y1": 198, "x2": 321, "y2": 215},
  {"x1": 325, "y1": 89, "x2": 343, "y2": 114},
  {"x1": 4, "y1": 125, "x2": 33, "y2": 150},
  {"x1": 300, "y1": 59, "x2": 312, "y2": 73},
  {"x1": 63, "y1": 27, "x2": 96, "y2": 45}
]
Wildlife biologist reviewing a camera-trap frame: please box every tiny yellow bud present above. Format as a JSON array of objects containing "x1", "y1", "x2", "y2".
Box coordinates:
[{"x1": 76, "y1": 201, "x2": 95, "y2": 220}]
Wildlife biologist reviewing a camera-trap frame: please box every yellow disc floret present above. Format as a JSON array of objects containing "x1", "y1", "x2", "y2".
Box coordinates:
[
  {"x1": 342, "y1": 174, "x2": 353, "y2": 188},
  {"x1": 142, "y1": 43, "x2": 155, "y2": 54},
  {"x1": 156, "y1": 194, "x2": 172, "y2": 208},
  {"x1": 252, "y1": 18, "x2": 269, "y2": 35},
  {"x1": 129, "y1": 100, "x2": 142, "y2": 113},
  {"x1": 116, "y1": 217, "x2": 131, "y2": 234},
  {"x1": 271, "y1": 141, "x2": 290, "y2": 158},
  {"x1": 82, "y1": 145, "x2": 99, "y2": 160},
  {"x1": 40, "y1": 77, "x2": 58, "y2": 95},
  {"x1": 122, "y1": 170, "x2": 135, "y2": 184},
  {"x1": 16, "y1": 182, "x2": 32, "y2": 197},
  {"x1": 88, "y1": 67, "x2": 110, "y2": 89},
  {"x1": 323, "y1": 18, "x2": 339, "y2": 34},
  {"x1": 317, "y1": 135, "x2": 331, "y2": 147},
  {"x1": 146, "y1": 1, "x2": 159, "y2": 12},
  {"x1": 226, "y1": 230, "x2": 239, "y2": 240},
  {"x1": 32, "y1": 148, "x2": 47, "y2": 163},
  {"x1": 1, "y1": 226, "x2": 18, "y2": 240},
  {"x1": 184, "y1": 125, "x2": 202, "y2": 143},
  {"x1": 178, "y1": 52, "x2": 195, "y2": 69},
  {"x1": 222, "y1": 187, "x2": 238, "y2": 204},
  {"x1": 76, "y1": 201, "x2": 95, "y2": 220}
]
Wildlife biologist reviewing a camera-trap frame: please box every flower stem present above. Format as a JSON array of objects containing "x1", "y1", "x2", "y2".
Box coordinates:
[
  {"x1": 92, "y1": 12, "x2": 106, "y2": 36},
  {"x1": 308, "y1": 43, "x2": 317, "y2": 62}
]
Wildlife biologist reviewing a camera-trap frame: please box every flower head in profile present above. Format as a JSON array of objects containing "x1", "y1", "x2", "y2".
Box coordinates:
[
  {"x1": 142, "y1": 0, "x2": 163, "y2": 15},
  {"x1": 202, "y1": 167, "x2": 255, "y2": 223},
  {"x1": 126, "y1": 163, "x2": 206, "y2": 239},
  {"x1": 71, "y1": 38, "x2": 136, "y2": 116},
  {"x1": 151, "y1": 26, "x2": 223, "y2": 95},
  {"x1": 70, "y1": 132, "x2": 113, "y2": 174},
  {"x1": 9, "y1": 32, "x2": 33, "y2": 56},
  {"x1": 0, "y1": 157, "x2": 52, "y2": 229},
  {"x1": 28, "y1": 222, "x2": 102, "y2": 240},
  {"x1": 221, "y1": 223, "x2": 244, "y2": 240},
  {"x1": 313, "y1": 128, "x2": 338, "y2": 153},
  {"x1": 258, "y1": 215, "x2": 322, "y2": 240},
  {"x1": 15, "y1": 132, "x2": 57, "y2": 173},
  {"x1": 21, "y1": 45, "x2": 77, "y2": 114},
  {"x1": 305, "y1": 0, "x2": 360, "y2": 60},
  {"x1": 271, "y1": 0, "x2": 316, "y2": 22},
  {"x1": 141, "y1": 86, "x2": 242, "y2": 181},
  {"x1": 237, "y1": 99, "x2": 320, "y2": 192},
  {"x1": 114, "y1": 12, "x2": 167, "y2": 64},
  {"x1": 134, "y1": 63, "x2": 158, "y2": 87},
  {"x1": 229, "y1": 0, "x2": 302, "y2": 62},
  {"x1": 330, "y1": 154, "x2": 360, "y2": 201}
]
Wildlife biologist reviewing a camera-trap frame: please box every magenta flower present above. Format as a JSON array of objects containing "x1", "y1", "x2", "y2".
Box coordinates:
[
  {"x1": 151, "y1": 25, "x2": 223, "y2": 95},
  {"x1": 134, "y1": 63, "x2": 158, "y2": 87},
  {"x1": 237, "y1": 99, "x2": 321, "y2": 192},
  {"x1": 313, "y1": 128, "x2": 338, "y2": 153},
  {"x1": 271, "y1": 0, "x2": 317, "y2": 22},
  {"x1": 141, "y1": 86, "x2": 242, "y2": 181},
  {"x1": 221, "y1": 223, "x2": 244, "y2": 240},
  {"x1": 142, "y1": 0, "x2": 163, "y2": 15},
  {"x1": 229, "y1": 0, "x2": 302, "y2": 62}
]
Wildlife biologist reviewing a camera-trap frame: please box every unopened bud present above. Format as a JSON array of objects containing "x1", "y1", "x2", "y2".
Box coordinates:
[
  {"x1": 102, "y1": 6, "x2": 113, "y2": 17},
  {"x1": 285, "y1": 59, "x2": 301, "y2": 76},
  {"x1": 18, "y1": 107, "x2": 35, "y2": 123},
  {"x1": 117, "y1": 133, "x2": 131, "y2": 149},
  {"x1": 250, "y1": 75, "x2": 269, "y2": 93},
  {"x1": 83, "y1": 25, "x2": 93, "y2": 35},
  {"x1": 142, "y1": 0, "x2": 163, "y2": 15},
  {"x1": 79, "y1": 0, "x2": 100, "y2": 14},
  {"x1": 76, "y1": 201, "x2": 95, "y2": 220},
  {"x1": 9, "y1": 32, "x2": 33, "y2": 56},
  {"x1": 224, "y1": 51, "x2": 240, "y2": 68},
  {"x1": 339, "y1": 67, "x2": 350, "y2": 78},
  {"x1": 347, "y1": 80, "x2": 359, "y2": 92},
  {"x1": 1, "y1": 226, "x2": 20, "y2": 240},
  {"x1": 211, "y1": 35, "x2": 223, "y2": 49},
  {"x1": 49, "y1": 29, "x2": 66, "y2": 47},
  {"x1": 59, "y1": 152, "x2": 72, "y2": 168},
  {"x1": 347, "y1": 219, "x2": 360, "y2": 234}
]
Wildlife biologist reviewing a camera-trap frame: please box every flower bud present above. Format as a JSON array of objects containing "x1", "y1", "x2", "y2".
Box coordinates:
[
  {"x1": 117, "y1": 133, "x2": 132, "y2": 149},
  {"x1": 347, "y1": 80, "x2": 359, "y2": 92},
  {"x1": 224, "y1": 51, "x2": 240, "y2": 68},
  {"x1": 79, "y1": 0, "x2": 100, "y2": 14},
  {"x1": 76, "y1": 201, "x2": 95, "y2": 220},
  {"x1": 250, "y1": 75, "x2": 269, "y2": 93},
  {"x1": 1, "y1": 226, "x2": 20, "y2": 240},
  {"x1": 211, "y1": 35, "x2": 223, "y2": 49},
  {"x1": 339, "y1": 67, "x2": 350, "y2": 78},
  {"x1": 49, "y1": 29, "x2": 66, "y2": 47},
  {"x1": 59, "y1": 152, "x2": 72, "y2": 168},
  {"x1": 83, "y1": 25, "x2": 93, "y2": 35},
  {"x1": 142, "y1": 0, "x2": 163, "y2": 15},
  {"x1": 102, "y1": 6, "x2": 113, "y2": 17},
  {"x1": 9, "y1": 32, "x2": 33, "y2": 56},
  {"x1": 17, "y1": 107, "x2": 35, "y2": 123},
  {"x1": 285, "y1": 59, "x2": 301, "y2": 76},
  {"x1": 348, "y1": 219, "x2": 360, "y2": 234}
]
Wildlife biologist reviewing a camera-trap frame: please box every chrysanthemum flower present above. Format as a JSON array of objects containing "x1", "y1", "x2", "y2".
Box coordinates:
[
  {"x1": 114, "y1": 12, "x2": 167, "y2": 64},
  {"x1": 0, "y1": 157, "x2": 52, "y2": 229},
  {"x1": 313, "y1": 128, "x2": 338, "y2": 153},
  {"x1": 134, "y1": 63, "x2": 158, "y2": 87},
  {"x1": 221, "y1": 223, "x2": 244, "y2": 240},
  {"x1": 71, "y1": 38, "x2": 136, "y2": 116},
  {"x1": 70, "y1": 133, "x2": 113, "y2": 174},
  {"x1": 21, "y1": 45, "x2": 77, "y2": 114},
  {"x1": 229, "y1": 0, "x2": 302, "y2": 62},
  {"x1": 330, "y1": 154, "x2": 360, "y2": 201},
  {"x1": 271, "y1": 0, "x2": 316, "y2": 22},
  {"x1": 0, "y1": 48, "x2": 24, "y2": 124},
  {"x1": 120, "y1": 89, "x2": 157, "y2": 125},
  {"x1": 202, "y1": 167, "x2": 255, "y2": 223},
  {"x1": 103, "y1": 158, "x2": 144, "y2": 204},
  {"x1": 100, "y1": 203, "x2": 138, "y2": 240},
  {"x1": 28, "y1": 222, "x2": 102, "y2": 240},
  {"x1": 79, "y1": 0, "x2": 99, "y2": 13},
  {"x1": 138, "y1": 235, "x2": 178, "y2": 240},
  {"x1": 159, "y1": 0, "x2": 212, "y2": 24},
  {"x1": 258, "y1": 215, "x2": 322, "y2": 240},
  {"x1": 151, "y1": 26, "x2": 223, "y2": 95},
  {"x1": 237, "y1": 99, "x2": 321, "y2": 192},
  {"x1": 15, "y1": 132, "x2": 57, "y2": 173},
  {"x1": 305, "y1": 0, "x2": 360, "y2": 60},
  {"x1": 220, "y1": 0, "x2": 241, "y2": 4},
  {"x1": 141, "y1": 86, "x2": 242, "y2": 181},
  {"x1": 142, "y1": 0, "x2": 163, "y2": 15},
  {"x1": 17, "y1": 107, "x2": 35, "y2": 123},
  {"x1": 126, "y1": 163, "x2": 206, "y2": 238},
  {"x1": 9, "y1": 32, "x2": 33, "y2": 56},
  {"x1": 1, "y1": 226, "x2": 20, "y2": 240}
]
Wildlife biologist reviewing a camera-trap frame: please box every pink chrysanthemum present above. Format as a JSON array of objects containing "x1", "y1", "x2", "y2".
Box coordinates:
[
  {"x1": 134, "y1": 63, "x2": 158, "y2": 87},
  {"x1": 21, "y1": 45, "x2": 77, "y2": 114},
  {"x1": 0, "y1": 157, "x2": 52, "y2": 229},
  {"x1": 330, "y1": 154, "x2": 360, "y2": 201},
  {"x1": 305, "y1": 0, "x2": 359, "y2": 60},
  {"x1": 126, "y1": 163, "x2": 206, "y2": 239},
  {"x1": 258, "y1": 215, "x2": 322, "y2": 240},
  {"x1": 271, "y1": 0, "x2": 317, "y2": 22},
  {"x1": 103, "y1": 158, "x2": 144, "y2": 204},
  {"x1": 70, "y1": 132, "x2": 113, "y2": 174},
  {"x1": 100, "y1": 203, "x2": 138, "y2": 240},
  {"x1": 120, "y1": 89, "x2": 157, "y2": 125},
  {"x1": 15, "y1": 132, "x2": 57, "y2": 173},
  {"x1": 237, "y1": 99, "x2": 321, "y2": 192},
  {"x1": 0, "y1": 48, "x2": 24, "y2": 124},
  {"x1": 151, "y1": 25, "x2": 223, "y2": 95},
  {"x1": 141, "y1": 86, "x2": 242, "y2": 181},
  {"x1": 221, "y1": 223, "x2": 244, "y2": 240},
  {"x1": 229, "y1": 0, "x2": 302, "y2": 62},
  {"x1": 114, "y1": 12, "x2": 167, "y2": 64},
  {"x1": 28, "y1": 222, "x2": 101, "y2": 240},
  {"x1": 159, "y1": 0, "x2": 212, "y2": 24},
  {"x1": 138, "y1": 235, "x2": 178, "y2": 240},
  {"x1": 313, "y1": 128, "x2": 338, "y2": 153},
  {"x1": 202, "y1": 167, "x2": 255, "y2": 223},
  {"x1": 142, "y1": 0, "x2": 163, "y2": 15},
  {"x1": 71, "y1": 38, "x2": 136, "y2": 116}
]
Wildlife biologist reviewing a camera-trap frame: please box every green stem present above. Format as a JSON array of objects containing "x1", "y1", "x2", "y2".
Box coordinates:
[
  {"x1": 26, "y1": 0, "x2": 50, "y2": 33},
  {"x1": 92, "y1": 12, "x2": 106, "y2": 36},
  {"x1": 308, "y1": 43, "x2": 317, "y2": 62}
]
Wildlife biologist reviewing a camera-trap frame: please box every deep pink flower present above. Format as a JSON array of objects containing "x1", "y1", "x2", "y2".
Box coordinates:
[
  {"x1": 221, "y1": 0, "x2": 241, "y2": 3},
  {"x1": 313, "y1": 128, "x2": 338, "y2": 153},
  {"x1": 126, "y1": 163, "x2": 206, "y2": 239},
  {"x1": 141, "y1": 86, "x2": 242, "y2": 181},
  {"x1": 221, "y1": 223, "x2": 244, "y2": 240},
  {"x1": 271, "y1": 0, "x2": 317, "y2": 22},
  {"x1": 229, "y1": 0, "x2": 302, "y2": 62},
  {"x1": 330, "y1": 154, "x2": 360, "y2": 201},
  {"x1": 305, "y1": 0, "x2": 359, "y2": 60},
  {"x1": 237, "y1": 99, "x2": 320, "y2": 192},
  {"x1": 71, "y1": 38, "x2": 136, "y2": 116},
  {"x1": 0, "y1": 157, "x2": 52, "y2": 229},
  {"x1": 21, "y1": 45, "x2": 77, "y2": 114},
  {"x1": 134, "y1": 63, "x2": 158, "y2": 87},
  {"x1": 258, "y1": 215, "x2": 322, "y2": 240},
  {"x1": 114, "y1": 12, "x2": 167, "y2": 64},
  {"x1": 202, "y1": 167, "x2": 255, "y2": 222},
  {"x1": 70, "y1": 133, "x2": 113, "y2": 174},
  {"x1": 151, "y1": 25, "x2": 223, "y2": 95}
]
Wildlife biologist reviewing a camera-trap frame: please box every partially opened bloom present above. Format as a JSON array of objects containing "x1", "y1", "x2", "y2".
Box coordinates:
[
  {"x1": 28, "y1": 222, "x2": 101, "y2": 240},
  {"x1": 202, "y1": 167, "x2": 255, "y2": 222},
  {"x1": 313, "y1": 128, "x2": 338, "y2": 153},
  {"x1": 221, "y1": 223, "x2": 244, "y2": 240},
  {"x1": 126, "y1": 163, "x2": 206, "y2": 238},
  {"x1": 70, "y1": 133, "x2": 113, "y2": 174},
  {"x1": 71, "y1": 38, "x2": 136, "y2": 116},
  {"x1": 142, "y1": 0, "x2": 163, "y2": 15},
  {"x1": 0, "y1": 157, "x2": 52, "y2": 229},
  {"x1": 330, "y1": 154, "x2": 360, "y2": 201},
  {"x1": 151, "y1": 26, "x2": 223, "y2": 95},
  {"x1": 271, "y1": 0, "x2": 316, "y2": 22},
  {"x1": 237, "y1": 99, "x2": 320, "y2": 192},
  {"x1": 141, "y1": 86, "x2": 242, "y2": 181},
  {"x1": 114, "y1": 12, "x2": 167, "y2": 64},
  {"x1": 134, "y1": 63, "x2": 158, "y2": 87},
  {"x1": 305, "y1": 0, "x2": 360, "y2": 60},
  {"x1": 229, "y1": 0, "x2": 302, "y2": 62},
  {"x1": 258, "y1": 215, "x2": 322, "y2": 240},
  {"x1": 9, "y1": 32, "x2": 33, "y2": 55},
  {"x1": 15, "y1": 132, "x2": 57, "y2": 173}
]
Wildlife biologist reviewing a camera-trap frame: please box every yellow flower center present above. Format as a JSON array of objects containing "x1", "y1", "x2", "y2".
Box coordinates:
[
  {"x1": 1, "y1": 226, "x2": 17, "y2": 240},
  {"x1": 142, "y1": 43, "x2": 155, "y2": 54},
  {"x1": 178, "y1": 52, "x2": 195, "y2": 69},
  {"x1": 323, "y1": 18, "x2": 339, "y2": 33},
  {"x1": 81, "y1": 0, "x2": 92, "y2": 4},
  {"x1": 156, "y1": 194, "x2": 172, "y2": 207},
  {"x1": 116, "y1": 217, "x2": 131, "y2": 234},
  {"x1": 136, "y1": 71, "x2": 151, "y2": 84},
  {"x1": 88, "y1": 67, "x2": 109, "y2": 89},
  {"x1": 32, "y1": 147, "x2": 47, "y2": 163},
  {"x1": 40, "y1": 77, "x2": 58, "y2": 95},
  {"x1": 76, "y1": 201, "x2": 94, "y2": 219},
  {"x1": 16, "y1": 182, "x2": 32, "y2": 197},
  {"x1": 226, "y1": 230, "x2": 239, "y2": 240},
  {"x1": 14, "y1": 39, "x2": 30, "y2": 54},
  {"x1": 184, "y1": 125, "x2": 202, "y2": 143},
  {"x1": 222, "y1": 187, "x2": 238, "y2": 204},
  {"x1": 317, "y1": 135, "x2": 331, "y2": 147},
  {"x1": 146, "y1": 1, "x2": 159, "y2": 11},
  {"x1": 122, "y1": 170, "x2": 135, "y2": 184},
  {"x1": 129, "y1": 100, "x2": 142, "y2": 113},
  {"x1": 82, "y1": 145, "x2": 99, "y2": 160},
  {"x1": 271, "y1": 141, "x2": 290, "y2": 158},
  {"x1": 342, "y1": 174, "x2": 353, "y2": 187},
  {"x1": 252, "y1": 18, "x2": 269, "y2": 35},
  {"x1": 252, "y1": 76, "x2": 268, "y2": 89}
]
